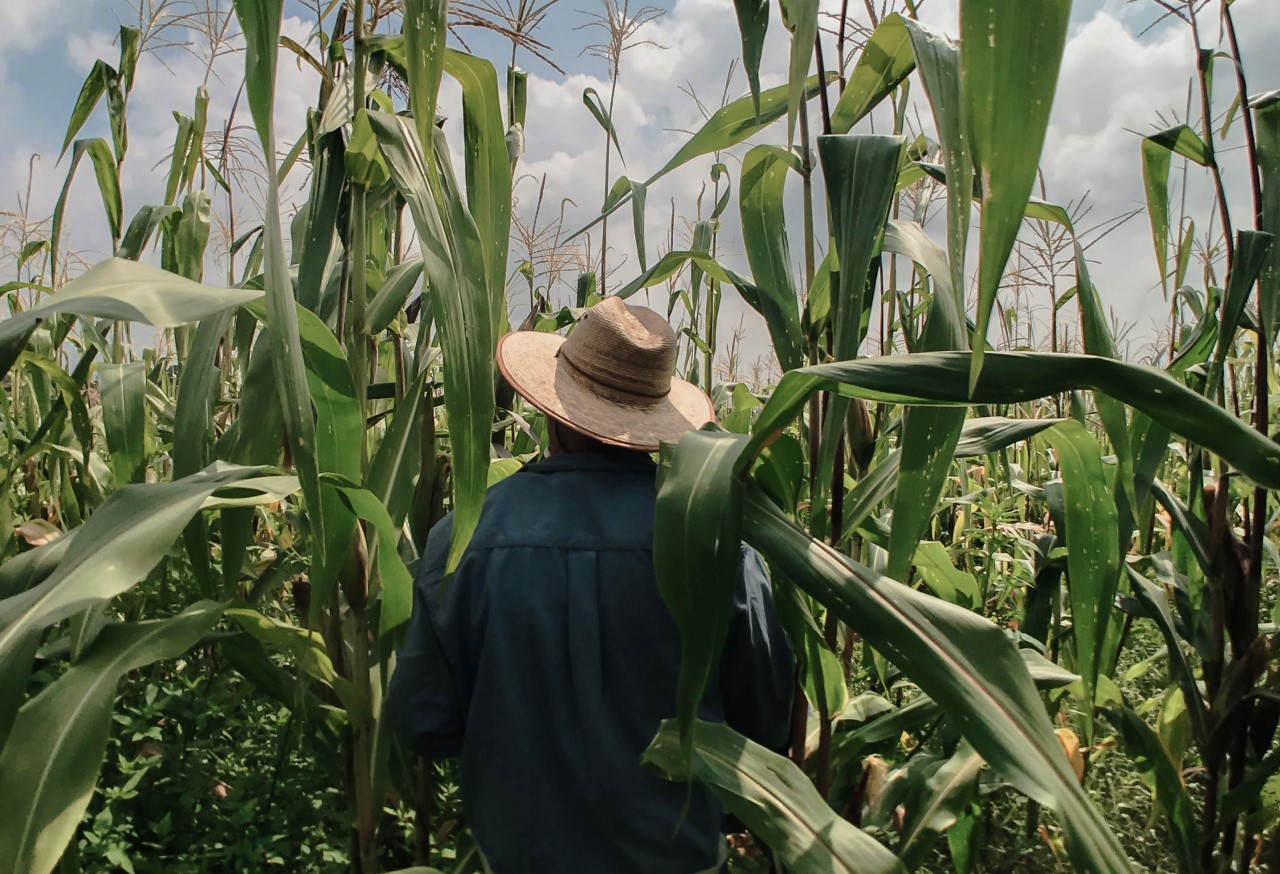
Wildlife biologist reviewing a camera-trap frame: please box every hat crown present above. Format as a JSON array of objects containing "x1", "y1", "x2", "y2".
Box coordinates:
[{"x1": 559, "y1": 297, "x2": 676, "y2": 401}]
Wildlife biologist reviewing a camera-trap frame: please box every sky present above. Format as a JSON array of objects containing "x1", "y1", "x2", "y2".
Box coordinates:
[{"x1": 3, "y1": 0, "x2": 1277, "y2": 374}]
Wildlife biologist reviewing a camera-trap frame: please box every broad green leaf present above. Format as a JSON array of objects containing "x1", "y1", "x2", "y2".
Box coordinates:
[
  {"x1": 0, "y1": 257, "x2": 258, "y2": 375},
  {"x1": 583, "y1": 87, "x2": 623, "y2": 161},
  {"x1": 742, "y1": 351, "x2": 1280, "y2": 492},
  {"x1": 322, "y1": 476, "x2": 415, "y2": 636},
  {"x1": 829, "y1": 13, "x2": 915, "y2": 134},
  {"x1": 744, "y1": 490, "x2": 1133, "y2": 872},
  {"x1": 784, "y1": 0, "x2": 818, "y2": 144},
  {"x1": 367, "y1": 258, "x2": 424, "y2": 334},
  {"x1": 1254, "y1": 93, "x2": 1280, "y2": 342},
  {"x1": 83, "y1": 138, "x2": 122, "y2": 244},
  {"x1": 98, "y1": 361, "x2": 147, "y2": 486},
  {"x1": 961, "y1": 0, "x2": 1070, "y2": 391},
  {"x1": 59, "y1": 60, "x2": 111, "y2": 159},
  {"x1": 572, "y1": 75, "x2": 833, "y2": 242},
  {"x1": 173, "y1": 313, "x2": 232, "y2": 478},
  {"x1": 0, "y1": 601, "x2": 224, "y2": 874},
  {"x1": 1126, "y1": 566, "x2": 1209, "y2": 752},
  {"x1": 654, "y1": 429, "x2": 749, "y2": 760},
  {"x1": 225, "y1": 607, "x2": 368, "y2": 719},
  {"x1": 232, "y1": 0, "x2": 327, "y2": 604},
  {"x1": 0, "y1": 465, "x2": 297, "y2": 664},
  {"x1": 403, "y1": 0, "x2": 448, "y2": 152},
  {"x1": 370, "y1": 113, "x2": 495, "y2": 574},
  {"x1": 1208, "y1": 230, "x2": 1274, "y2": 398},
  {"x1": 912, "y1": 542, "x2": 979, "y2": 608},
  {"x1": 1104, "y1": 707, "x2": 1199, "y2": 874},
  {"x1": 1045, "y1": 420, "x2": 1119, "y2": 743},
  {"x1": 119, "y1": 204, "x2": 177, "y2": 261},
  {"x1": 444, "y1": 49, "x2": 513, "y2": 334},
  {"x1": 880, "y1": 25, "x2": 972, "y2": 586},
  {"x1": 605, "y1": 175, "x2": 649, "y2": 272},
  {"x1": 1146, "y1": 124, "x2": 1211, "y2": 167},
  {"x1": 739, "y1": 145, "x2": 804, "y2": 371},
  {"x1": 815, "y1": 135, "x2": 902, "y2": 535},
  {"x1": 644, "y1": 719, "x2": 908, "y2": 873},
  {"x1": 230, "y1": 0, "x2": 282, "y2": 156},
  {"x1": 902, "y1": 17, "x2": 971, "y2": 304},
  {"x1": 1141, "y1": 139, "x2": 1173, "y2": 297},
  {"x1": 296, "y1": 129, "x2": 346, "y2": 316},
  {"x1": 366, "y1": 368, "x2": 430, "y2": 533},
  {"x1": 897, "y1": 745, "x2": 984, "y2": 869},
  {"x1": 731, "y1": 0, "x2": 769, "y2": 116}
]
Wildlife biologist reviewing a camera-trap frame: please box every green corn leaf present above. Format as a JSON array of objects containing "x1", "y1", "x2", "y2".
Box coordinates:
[
  {"x1": 731, "y1": 0, "x2": 769, "y2": 117},
  {"x1": 582, "y1": 87, "x2": 624, "y2": 162},
  {"x1": 1146, "y1": 124, "x2": 1211, "y2": 167},
  {"x1": 321, "y1": 475, "x2": 415, "y2": 636},
  {"x1": 605, "y1": 176, "x2": 649, "y2": 272},
  {"x1": 366, "y1": 368, "x2": 430, "y2": 533},
  {"x1": 1208, "y1": 230, "x2": 1274, "y2": 398},
  {"x1": 815, "y1": 134, "x2": 901, "y2": 544},
  {"x1": 59, "y1": 60, "x2": 112, "y2": 159},
  {"x1": 119, "y1": 204, "x2": 178, "y2": 262},
  {"x1": 367, "y1": 258, "x2": 424, "y2": 334},
  {"x1": 82, "y1": 138, "x2": 122, "y2": 244},
  {"x1": 896, "y1": 745, "x2": 984, "y2": 869},
  {"x1": 739, "y1": 145, "x2": 804, "y2": 371},
  {"x1": 445, "y1": 49, "x2": 513, "y2": 334},
  {"x1": 1254, "y1": 93, "x2": 1280, "y2": 343},
  {"x1": 1142, "y1": 139, "x2": 1173, "y2": 297},
  {"x1": 403, "y1": 0, "x2": 448, "y2": 152},
  {"x1": 744, "y1": 489, "x2": 1133, "y2": 872},
  {"x1": 961, "y1": 0, "x2": 1071, "y2": 392},
  {"x1": 0, "y1": 465, "x2": 297, "y2": 664},
  {"x1": 232, "y1": 0, "x2": 327, "y2": 606},
  {"x1": 295, "y1": 128, "x2": 345, "y2": 317},
  {"x1": 742, "y1": 351, "x2": 1280, "y2": 491},
  {"x1": 0, "y1": 601, "x2": 225, "y2": 874},
  {"x1": 644, "y1": 719, "x2": 908, "y2": 873},
  {"x1": 829, "y1": 13, "x2": 915, "y2": 134},
  {"x1": 654, "y1": 429, "x2": 749, "y2": 761},
  {"x1": 369, "y1": 112, "x2": 495, "y2": 575},
  {"x1": 784, "y1": 0, "x2": 818, "y2": 145},
  {"x1": 98, "y1": 361, "x2": 147, "y2": 486},
  {"x1": 1104, "y1": 707, "x2": 1199, "y2": 874},
  {"x1": 1045, "y1": 420, "x2": 1119, "y2": 743},
  {"x1": 570, "y1": 75, "x2": 833, "y2": 242},
  {"x1": 912, "y1": 542, "x2": 980, "y2": 608}
]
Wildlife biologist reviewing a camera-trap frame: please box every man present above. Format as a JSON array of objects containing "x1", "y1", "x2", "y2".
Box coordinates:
[{"x1": 389, "y1": 297, "x2": 795, "y2": 872}]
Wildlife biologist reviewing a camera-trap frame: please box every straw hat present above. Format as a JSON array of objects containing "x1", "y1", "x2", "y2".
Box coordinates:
[{"x1": 496, "y1": 297, "x2": 714, "y2": 451}]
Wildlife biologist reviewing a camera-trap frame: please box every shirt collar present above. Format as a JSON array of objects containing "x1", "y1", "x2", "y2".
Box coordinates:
[{"x1": 525, "y1": 448, "x2": 657, "y2": 476}]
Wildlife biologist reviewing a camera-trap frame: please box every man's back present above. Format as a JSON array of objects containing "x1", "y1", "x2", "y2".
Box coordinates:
[{"x1": 390, "y1": 448, "x2": 794, "y2": 873}]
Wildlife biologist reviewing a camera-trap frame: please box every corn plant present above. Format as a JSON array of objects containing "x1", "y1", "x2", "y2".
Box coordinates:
[{"x1": 3, "y1": 0, "x2": 1280, "y2": 872}]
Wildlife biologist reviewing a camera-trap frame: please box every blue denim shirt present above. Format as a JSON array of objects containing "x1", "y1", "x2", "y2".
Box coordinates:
[{"x1": 388, "y1": 449, "x2": 795, "y2": 873}]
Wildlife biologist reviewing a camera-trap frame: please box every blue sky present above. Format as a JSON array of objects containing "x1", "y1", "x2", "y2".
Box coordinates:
[{"x1": 5, "y1": 0, "x2": 1278, "y2": 371}]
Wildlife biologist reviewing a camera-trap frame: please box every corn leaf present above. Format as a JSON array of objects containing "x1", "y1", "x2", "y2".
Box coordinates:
[
  {"x1": 829, "y1": 13, "x2": 915, "y2": 134},
  {"x1": 644, "y1": 719, "x2": 908, "y2": 873},
  {"x1": 0, "y1": 601, "x2": 225, "y2": 874},
  {"x1": 961, "y1": 0, "x2": 1070, "y2": 391},
  {"x1": 739, "y1": 145, "x2": 805, "y2": 371}
]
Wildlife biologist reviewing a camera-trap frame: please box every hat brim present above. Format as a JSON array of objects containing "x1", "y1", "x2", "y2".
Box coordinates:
[{"x1": 496, "y1": 330, "x2": 714, "y2": 452}]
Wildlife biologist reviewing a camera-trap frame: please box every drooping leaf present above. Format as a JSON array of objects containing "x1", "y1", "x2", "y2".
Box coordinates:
[
  {"x1": 59, "y1": 60, "x2": 112, "y2": 159},
  {"x1": 367, "y1": 258, "x2": 424, "y2": 333},
  {"x1": 654, "y1": 429, "x2": 749, "y2": 760},
  {"x1": 582, "y1": 87, "x2": 624, "y2": 162},
  {"x1": 0, "y1": 465, "x2": 297, "y2": 664},
  {"x1": 1146, "y1": 124, "x2": 1211, "y2": 167},
  {"x1": 829, "y1": 13, "x2": 915, "y2": 134},
  {"x1": 742, "y1": 351, "x2": 1280, "y2": 492},
  {"x1": 1207, "y1": 230, "x2": 1274, "y2": 398},
  {"x1": 739, "y1": 145, "x2": 804, "y2": 371},
  {"x1": 1254, "y1": 93, "x2": 1280, "y2": 342},
  {"x1": 744, "y1": 490, "x2": 1133, "y2": 872},
  {"x1": 644, "y1": 719, "x2": 908, "y2": 873},
  {"x1": 896, "y1": 745, "x2": 984, "y2": 869},
  {"x1": 0, "y1": 601, "x2": 225, "y2": 874},
  {"x1": 1142, "y1": 139, "x2": 1173, "y2": 297}
]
